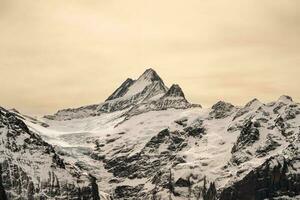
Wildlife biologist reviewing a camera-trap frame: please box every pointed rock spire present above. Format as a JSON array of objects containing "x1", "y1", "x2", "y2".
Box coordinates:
[
  {"x1": 138, "y1": 68, "x2": 164, "y2": 83},
  {"x1": 46, "y1": 68, "x2": 198, "y2": 119},
  {"x1": 136, "y1": 68, "x2": 164, "y2": 85},
  {"x1": 164, "y1": 84, "x2": 186, "y2": 98}
]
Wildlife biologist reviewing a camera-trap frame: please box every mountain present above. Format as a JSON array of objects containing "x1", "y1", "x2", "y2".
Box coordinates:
[
  {"x1": 1, "y1": 68, "x2": 300, "y2": 200},
  {"x1": 45, "y1": 68, "x2": 198, "y2": 121},
  {"x1": 0, "y1": 107, "x2": 101, "y2": 200}
]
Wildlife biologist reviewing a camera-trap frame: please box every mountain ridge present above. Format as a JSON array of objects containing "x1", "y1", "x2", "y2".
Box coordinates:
[
  {"x1": 1, "y1": 69, "x2": 300, "y2": 200},
  {"x1": 45, "y1": 68, "x2": 198, "y2": 121}
]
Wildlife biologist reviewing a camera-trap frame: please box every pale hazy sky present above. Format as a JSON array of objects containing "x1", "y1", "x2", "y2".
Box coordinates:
[{"x1": 0, "y1": 0, "x2": 299, "y2": 115}]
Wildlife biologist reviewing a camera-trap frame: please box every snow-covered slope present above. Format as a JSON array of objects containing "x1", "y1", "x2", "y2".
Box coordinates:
[{"x1": 10, "y1": 95, "x2": 299, "y2": 200}]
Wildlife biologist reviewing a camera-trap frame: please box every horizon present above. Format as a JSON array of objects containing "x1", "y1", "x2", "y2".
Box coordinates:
[
  {"x1": 3, "y1": 68, "x2": 297, "y2": 116},
  {"x1": 1, "y1": 0, "x2": 300, "y2": 115}
]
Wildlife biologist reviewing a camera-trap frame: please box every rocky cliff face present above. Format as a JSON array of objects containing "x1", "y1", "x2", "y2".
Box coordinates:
[
  {"x1": 0, "y1": 107, "x2": 100, "y2": 200},
  {"x1": 124, "y1": 84, "x2": 200, "y2": 118},
  {"x1": 220, "y1": 146, "x2": 300, "y2": 200},
  {"x1": 106, "y1": 78, "x2": 135, "y2": 101}
]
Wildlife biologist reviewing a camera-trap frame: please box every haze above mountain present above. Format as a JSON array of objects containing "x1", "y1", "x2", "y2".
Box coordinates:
[{"x1": 1, "y1": 0, "x2": 300, "y2": 114}]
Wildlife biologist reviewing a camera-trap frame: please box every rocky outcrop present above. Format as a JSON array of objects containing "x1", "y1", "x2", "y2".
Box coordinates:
[
  {"x1": 113, "y1": 185, "x2": 145, "y2": 199},
  {"x1": 154, "y1": 84, "x2": 195, "y2": 110},
  {"x1": 0, "y1": 165, "x2": 7, "y2": 200},
  {"x1": 104, "y1": 129, "x2": 188, "y2": 179},
  {"x1": 232, "y1": 120, "x2": 260, "y2": 154},
  {"x1": 233, "y1": 98, "x2": 263, "y2": 120},
  {"x1": 220, "y1": 147, "x2": 300, "y2": 200},
  {"x1": 102, "y1": 124, "x2": 206, "y2": 199},
  {"x1": 210, "y1": 101, "x2": 236, "y2": 119},
  {"x1": 124, "y1": 84, "x2": 200, "y2": 118},
  {"x1": 164, "y1": 84, "x2": 185, "y2": 98}
]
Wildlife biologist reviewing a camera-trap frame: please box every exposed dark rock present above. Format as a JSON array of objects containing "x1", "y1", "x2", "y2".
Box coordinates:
[
  {"x1": 91, "y1": 153, "x2": 106, "y2": 161},
  {"x1": 175, "y1": 178, "x2": 191, "y2": 187},
  {"x1": 203, "y1": 182, "x2": 217, "y2": 200},
  {"x1": 210, "y1": 101, "x2": 235, "y2": 119},
  {"x1": 233, "y1": 99, "x2": 262, "y2": 120},
  {"x1": 106, "y1": 78, "x2": 135, "y2": 101},
  {"x1": 0, "y1": 107, "x2": 100, "y2": 200},
  {"x1": 0, "y1": 165, "x2": 7, "y2": 200},
  {"x1": 89, "y1": 175, "x2": 100, "y2": 200},
  {"x1": 175, "y1": 117, "x2": 188, "y2": 127},
  {"x1": 184, "y1": 125, "x2": 206, "y2": 137},
  {"x1": 278, "y1": 95, "x2": 293, "y2": 103},
  {"x1": 164, "y1": 84, "x2": 186, "y2": 98},
  {"x1": 113, "y1": 185, "x2": 144, "y2": 199},
  {"x1": 52, "y1": 153, "x2": 65, "y2": 169},
  {"x1": 220, "y1": 151, "x2": 300, "y2": 200},
  {"x1": 232, "y1": 120, "x2": 260, "y2": 154},
  {"x1": 256, "y1": 135, "x2": 281, "y2": 157}
]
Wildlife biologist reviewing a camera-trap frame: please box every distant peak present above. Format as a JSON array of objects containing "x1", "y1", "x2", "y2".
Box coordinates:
[
  {"x1": 212, "y1": 101, "x2": 234, "y2": 110},
  {"x1": 164, "y1": 84, "x2": 186, "y2": 98},
  {"x1": 144, "y1": 68, "x2": 156, "y2": 73},
  {"x1": 245, "y1": 98, "x2": 262, "y2": 108},
  {"x1": 138, "y1": 68, "x2": 163, "y2": 83},
  {"x1": 278, "y1": 95, "x2": 293, "y2": 103}
]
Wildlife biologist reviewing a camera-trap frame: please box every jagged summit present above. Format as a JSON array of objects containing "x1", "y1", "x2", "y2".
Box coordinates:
[
  {"x1": 245, "y1": 98, "x2": 263, "y2": 108},
  {"x1": 211, "y1": 101, "x2": 234, "y2": 109},
  {"x1": 163, "y1": 84, "x2": 186, "y2": 99},
  {"x1": 138, "y1": 68, "x2": 164, "y2": 83},
  {"x1": 119, "y1": 68, "x2": 167, "y2": 99},
  {"x1": 46, "y1": 68, "x2": 197, "y2": 120},
  {"x1": 105, "y1": 68, "x2": 167, "y2": 102}
]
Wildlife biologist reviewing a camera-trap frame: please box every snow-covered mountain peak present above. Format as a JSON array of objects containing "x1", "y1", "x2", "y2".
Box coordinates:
[
  {"x1": 45, "y1": 69, "x2": 198, "y2": 120},
  {"x1": 211, "y1": 101, "x2": 234, "y2": 109},
  {"x1": 245, "y1": 98, "x2": 263, "y2": 109},
  {"x1": 120, "y1": 68, "x2": 167, "y2": 99},
  {"x1": 277, "y1": 95, "x2": 293, "y2": 104},
  {"x1": 138, "y1": 68, "x2": 163, "y2": 83},
  {"x1": 210, "y1": 101, "x2": 236, "y2": 119}
]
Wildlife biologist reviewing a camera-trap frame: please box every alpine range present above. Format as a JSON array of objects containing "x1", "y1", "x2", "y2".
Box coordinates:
[{"x1": 1, "y1": 69, "x2": 300, "y2": 200}]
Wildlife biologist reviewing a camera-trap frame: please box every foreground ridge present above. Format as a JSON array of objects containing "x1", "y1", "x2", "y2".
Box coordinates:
[{"x1": 0, "y1": 107, "x2": 101, "y2": 199}]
